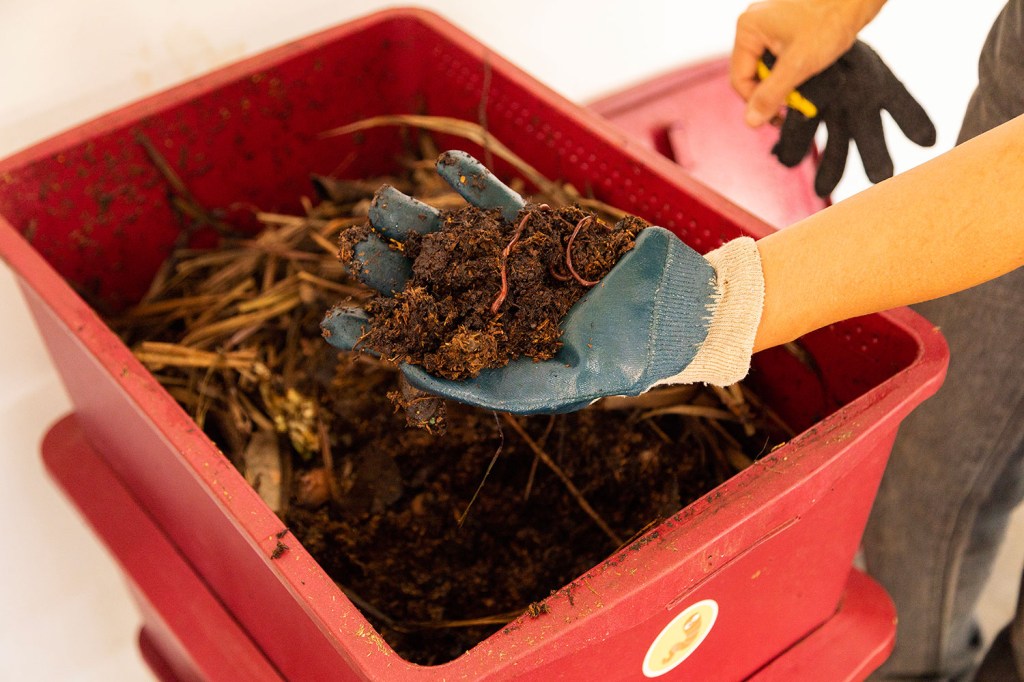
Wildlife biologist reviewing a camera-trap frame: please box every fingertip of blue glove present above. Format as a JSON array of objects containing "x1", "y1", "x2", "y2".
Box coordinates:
[
  {"x1": 435, "y1": 150, "x2": 525, "y2": 222},
  {"x1": 369, "y1": 185, "x2": 441, "y2": 240},
  {"x1": 351, "y1": 236, "x2": 412, "y2": 296},
  {"x1": 321, "y1": 305, "x2": 369, "y2": 351}
]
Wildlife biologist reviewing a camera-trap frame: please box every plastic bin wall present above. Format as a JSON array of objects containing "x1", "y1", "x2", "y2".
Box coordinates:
[{"x1": 0, "y1": 8, "x2": 947, "y2": 681}]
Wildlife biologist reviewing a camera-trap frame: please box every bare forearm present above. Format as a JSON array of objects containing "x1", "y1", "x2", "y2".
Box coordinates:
[{"x1": 753, "y1": 113, "x2": 1024, "y2": 352}]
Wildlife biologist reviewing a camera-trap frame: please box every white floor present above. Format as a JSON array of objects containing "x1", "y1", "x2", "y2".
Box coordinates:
[{"x1": 0, "y1": 2, "x2": 1018, "y2": 679}]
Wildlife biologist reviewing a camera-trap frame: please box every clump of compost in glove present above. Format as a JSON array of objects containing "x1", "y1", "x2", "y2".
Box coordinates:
[{"x1": 338, "y1": 203, "x2": 647, "y2": 380}]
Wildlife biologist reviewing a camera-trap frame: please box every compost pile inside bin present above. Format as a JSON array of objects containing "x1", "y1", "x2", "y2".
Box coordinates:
[
  {"x1": 336, "y1": 201, "x2": 647, "y2": 379},
  {"x1": 106, "y1": 134, "x2": 791, "y2": 665}
]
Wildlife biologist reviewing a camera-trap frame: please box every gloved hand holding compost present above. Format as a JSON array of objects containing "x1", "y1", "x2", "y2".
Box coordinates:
[{"x1": 321, "y1": 150, "x2": 765, "y2": 415}]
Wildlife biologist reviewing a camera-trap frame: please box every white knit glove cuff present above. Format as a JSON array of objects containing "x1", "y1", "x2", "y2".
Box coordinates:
[{"x1": 655, "y1": 236, "x2": 765, "y2": 387}]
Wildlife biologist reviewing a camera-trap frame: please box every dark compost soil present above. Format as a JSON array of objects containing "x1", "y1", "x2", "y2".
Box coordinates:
[
  {"x1": 337, "y1": 202, "x2": 647, "y2": 380},
  {"x1": 287, "y1": 356, "x2": 776, "y2": 664}
]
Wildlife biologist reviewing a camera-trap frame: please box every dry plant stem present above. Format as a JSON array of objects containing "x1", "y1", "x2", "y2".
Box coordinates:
[
  {"x1": 135, "y1": 131, "x2": 237, "y2": 238},
  {"x1": 641, "y1": 419, "x2": 673, "y2": 445},
  {"x1": 337, "y1": 584, "x2": 400, "y2": 630},
  {"x1": 182, "y1": 294, "x2": 301, "y2": 349},
  {"x1": 322, "y1": 115, "x2": 568, "y2": 203},
  {"x1": 457, "y1": 412, "x2": 505, "y2": 527},
  {"x1": 296, "y1": 270, "x2": 368, "y2": 298},
  {"x1": 255, "y1": 212, "x2": 333, "y2": 229},
  {"x1": 326, "y1": 115, "x2": 631, "y2": 222},
  {"x1": 132, "y1": 342, "x2": 257, "y2": 372},
  {"x1": 594, "y1": 386, "x2": 700, "y2": 411},
  {"x1": 338, "y1": 583, "x2": 520, "y2": 634},
  {"x1": 125, "y1": 294, "x2": 224, "y2": 319},
  {"x1": 638, "y1": 405, "x2": 737, "y2": 422},
  {"x1": 711, "y1": 384, "x2": 756, "y2": 437},
  {"x1": 191, "y1": 363, "x2": 218, "y2": 428},
  {"x1": 318, "y1": 421, "x2": 344, "y2": 504},
  {"x1": 400, "y1": 612, "x2": 521, "y2": 631},
  {"x1": 523, "y1": 415, "x2": 557, "y2": 501},
  {"x1": 739, "y1": 383, "x2": 796, "y2": 439},
  {"x1": 500, "y1": 414, "x2": 623, "y2": 546},
  {"x1": 307, "y1": 229, "x2": 346, "y2": 257}
]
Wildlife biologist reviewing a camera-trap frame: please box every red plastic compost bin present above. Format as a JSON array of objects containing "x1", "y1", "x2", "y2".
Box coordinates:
[{"x1": 0, "y1": 8, "x2": 947, "y2": 681}]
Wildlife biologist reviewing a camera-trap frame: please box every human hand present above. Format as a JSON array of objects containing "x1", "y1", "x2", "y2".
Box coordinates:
[
  {"x1": 766, "y1": 41, "x2": 936, "y2": 197},
  {"x1": 321, "y1": 152, "x2": 765, "y2": 414},
  {"x1": 731, "y1": 0, "x2": 885, "y2": 127}
]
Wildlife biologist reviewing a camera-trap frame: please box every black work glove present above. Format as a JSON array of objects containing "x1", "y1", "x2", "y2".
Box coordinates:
[{"x1": 765, "y1": 40, "x2": 936, "y2": 197}]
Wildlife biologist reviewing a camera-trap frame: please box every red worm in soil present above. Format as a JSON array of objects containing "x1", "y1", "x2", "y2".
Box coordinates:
[
  {"x1": 566, "y1": 216, "x2": 600, "y2": 287},
  {"x1": 491, "y1": 211, "x2": 534, "y2": 314},
  {"x1": 548, "y1": 263, "x2": 571, "y2": 281}
]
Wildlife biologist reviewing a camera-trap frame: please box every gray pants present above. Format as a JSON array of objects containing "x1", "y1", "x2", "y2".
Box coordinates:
[{"x1": 865, "y1": 1, "x2": 1024, "y2": 679}]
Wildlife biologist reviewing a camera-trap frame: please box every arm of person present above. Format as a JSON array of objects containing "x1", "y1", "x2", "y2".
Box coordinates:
[
  {"x1": 732, "y1": 0, "x2": 887, "y2": 126},
  {"x1": 753, "y1": 112, "x2": 1024, "y2": 352}
]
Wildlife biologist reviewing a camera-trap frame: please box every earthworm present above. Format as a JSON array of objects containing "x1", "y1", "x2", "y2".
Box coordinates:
[
  {"x1": 566, "y1": 216, "x2": 599, "y2": 287},
  {"x1": 490, "y1": 211, "x2": 534, "y2": 314}
]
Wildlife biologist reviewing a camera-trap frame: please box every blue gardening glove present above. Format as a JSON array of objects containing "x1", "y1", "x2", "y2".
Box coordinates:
[
  {"x1": 763, "y1": 40, "x2": 936, "y2": 197},
  {"x1": 322, "y1": 151, "x2": 765, "y2": 415}
]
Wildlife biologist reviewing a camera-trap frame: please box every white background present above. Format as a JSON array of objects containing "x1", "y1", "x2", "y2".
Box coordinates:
[{"x1": 0, "y1": 1, "x2": 1017, "y2": 679}]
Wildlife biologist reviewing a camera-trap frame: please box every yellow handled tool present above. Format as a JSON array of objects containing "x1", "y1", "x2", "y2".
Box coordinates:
[{"x1": 757, "y1": 60, "x2": 819, "y2": 118}]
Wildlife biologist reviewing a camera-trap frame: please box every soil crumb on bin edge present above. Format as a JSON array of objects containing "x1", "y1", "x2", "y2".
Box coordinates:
[{"x1": 338, "y1": 202, "x2": 648, "y2": 380}]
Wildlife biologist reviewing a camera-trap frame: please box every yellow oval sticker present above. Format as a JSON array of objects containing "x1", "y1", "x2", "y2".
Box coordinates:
[{"x1": 642, "y1": 599, "x2": 719, "y2": 678}]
